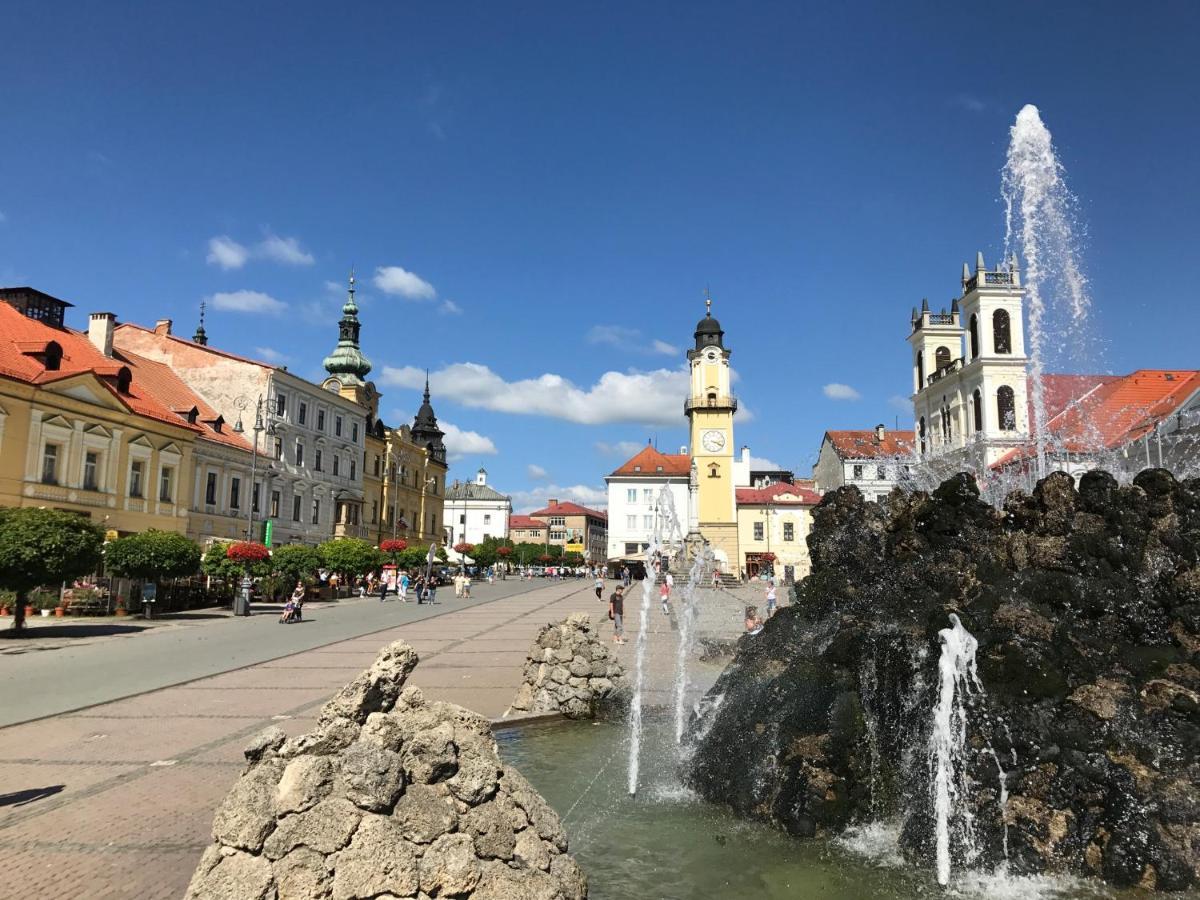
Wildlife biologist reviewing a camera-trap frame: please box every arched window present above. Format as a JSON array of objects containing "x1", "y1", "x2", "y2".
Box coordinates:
[
  {"x1": 708, "y1": 463, "x2": 720, "y2": 479},
  {"x1": 918, "y1": 417, "x2": 926, "y2": 454},
  {"x1": 997, "y1": 386, "x2": 1016, "y2": 431},
  {"x1": 972, "y1": 389, "x2": 983, "y2": 432},
  {"x1": 44, "y1": 341, "x2": 62, "y2": 371},
  {"x1": 116, "y1": 367, "x2": 132, "y2": 394},
  {"x1": 993, "y1": 309, "x2": 1012, "y2": 354},
  {"x1": 935, "y1": 346, "x2": 951, "y2": 371},
  {"x1": 707, "y1": 392, "x2": 717, "y2": 407},
  {"x1": 941, "y1": 406, "x2": 951, "y2": 441},
  {"x1": 969, "y1": 314, "x2": 979, "y2": 359},
  {"x1": 916, "y1": 351, "x2": 924, "y2": 387}
]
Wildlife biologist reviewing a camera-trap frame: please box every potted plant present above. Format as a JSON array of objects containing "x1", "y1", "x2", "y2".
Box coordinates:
[{"x1": 115, "y1": 597, "x2": 128, "y2": 617}]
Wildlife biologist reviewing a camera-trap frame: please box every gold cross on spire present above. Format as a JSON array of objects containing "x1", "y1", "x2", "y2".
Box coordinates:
[{"x1": 704, "y1": 286, "x2": 712, "y2": 316}]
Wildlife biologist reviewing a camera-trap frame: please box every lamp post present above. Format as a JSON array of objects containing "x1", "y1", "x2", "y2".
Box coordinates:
[{"x1": 232, "y1": 394, "x2": 276, "y2": 616}]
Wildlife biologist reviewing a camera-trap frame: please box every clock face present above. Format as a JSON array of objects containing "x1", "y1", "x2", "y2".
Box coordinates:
[{"x1": 702, "y1": 430, "x2": 726, "y2": 452}]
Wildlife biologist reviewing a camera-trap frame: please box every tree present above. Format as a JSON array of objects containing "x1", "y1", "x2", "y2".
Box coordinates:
[
  {"x1": 472, "y1": 536, "x2": 514, "y2": 569},
  {"x1": 319, "y1": 538, "x2": 383, "y2": 580},
  {"x1": 271, "y1": 544, "x2": 323, "y2": 585},
  {"x1": 513, "y1": 541, "x2": 559, "y2": 565},
  {"x1": 202, "y1": 541, "x2": 268, "y2": 597},
  {"x1": 105, "y1": 530, "x2": 201, "y2": 583},
  {"x1": 0, "y1": 507, "x2": 104, "y2": 632}
]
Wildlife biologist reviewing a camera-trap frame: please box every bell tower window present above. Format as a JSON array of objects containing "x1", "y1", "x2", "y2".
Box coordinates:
[
  {"x1": 972, "y1": 389, "x2": 983, "y2": 432},
  {"x1": 916, "y1": 351, "x2": 924, "y2": 387},
  {"x1": 935, "y1": 346, "x2": 951, "y2": 372},
  {"x1": 969, "y1": 314, "x2": 979, "y2": 359},
  {"x1": 993, "y1": 309, "x2": 1012, "y2": 354},
  {"x1": 997, "y1": 385, "x2": 1016, "y2": 431}
]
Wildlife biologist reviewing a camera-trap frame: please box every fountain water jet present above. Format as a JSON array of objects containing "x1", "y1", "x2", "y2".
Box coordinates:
[{"x1": 1002, "y1": 104, "x2": 1093, "y2": 479}]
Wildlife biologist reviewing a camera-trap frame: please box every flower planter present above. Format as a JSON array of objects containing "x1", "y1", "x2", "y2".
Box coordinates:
[
  {"x1": 39, "y1": 609, "x2": 51, "y2": 617},
  {"x1": 0, "y1": 607, "x2": 9, "y2": 616},
  {"x1": 24, "y1": 605, "x2": 35, "y2": 618},
  {"x1": 54, "y1": 607, "x2": 66, "y2": 618}
]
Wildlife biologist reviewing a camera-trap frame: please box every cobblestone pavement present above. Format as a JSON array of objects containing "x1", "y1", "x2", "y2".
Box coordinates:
[{"x1": 0, "y1": 575, "x2": 748, "y2": 899}]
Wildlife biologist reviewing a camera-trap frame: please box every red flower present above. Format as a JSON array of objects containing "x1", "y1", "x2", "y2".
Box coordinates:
[
  {"x1": 227, "y1": 541, "x2": 270, "y2": 563},
  {"x1": 761, "y1": 552, "x2": 777, "y2": 562},
  {"x1": 380, "y1": 539, "x2": 408, "y2": 554},
  {"x1": 496, "y1": 546, "x2": 513, "y2": 557},
  {"x1": 453, "y1": 542, "x2": 475, "y2": 555},
  {"x1": 538, "y1": 554, "x2": 552, "y2": 563}
]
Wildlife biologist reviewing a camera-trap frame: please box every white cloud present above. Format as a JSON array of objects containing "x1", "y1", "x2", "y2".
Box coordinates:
[
  {"x1": 823, "y1": 383, "x2": 862, "y2": 401},
  {"x1": 206, "y1": 236, "x2": 250, "y2": 270},
  {"x1": 588, "y1": 325, "x2": 679, "y2": 357},
  {"x1": 587, "y1": 325, "x2": 640, "y2": 347},
  {"x1": 439, "y1": 299, "x2": 463, "y2": 315},
  {"x1": 206, "y1": 233, "x2": 313, "y2": 270},
  {"x1": 527, "y1": 464, "x2": 548, "y2": 480},
  {"x1": 210, "y1": 290, "x2": 287, "y2": 315},
  {"x1": 374, "y1": 265, "x2": 436, "y2": 300},
  {"x1": 440, "y1": 421, "x2": 498, "y2": 461},
  {"x1": 511, "y1": 483, "x2": 608, "y2": 515},
  {"x1": 748, "y1": 455, "x2": 782, "y2": 470},
  {"x1": 595, "y1": 440, "x2": 648, "y2": 458},
  {"x1": 380, "y1": 362, "x2": 691, "y2": 428},
  {"x1": 888, "y1": 394, "x2": 912, "y2": 412},
  {"x1": 254, "y1": 346, "x2": 291, "y2": 364},
  {"x1": 950, "y1": 93, "x2": 987, "y2": 113},
  {"x1": 256, "y1": 234, "x2": 314, "y2": 266}
]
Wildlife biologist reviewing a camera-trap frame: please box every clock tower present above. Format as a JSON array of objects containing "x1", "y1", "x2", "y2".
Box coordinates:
[{"x1": 686, "y1": 294, "x2": 739, "y2": 569}]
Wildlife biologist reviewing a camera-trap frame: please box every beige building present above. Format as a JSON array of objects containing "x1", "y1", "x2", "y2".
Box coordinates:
[
  {"x1": 0, "y1": 289, "x2": 202, "y2": 537},
  {"x1": 735, "y1": 481, "x2": 821, "y2": 582},
  {"x1": 528, "y1": 500, "x2": 607, "y2": 563}
]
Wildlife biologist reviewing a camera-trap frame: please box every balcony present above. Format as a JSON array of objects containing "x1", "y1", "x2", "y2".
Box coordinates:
[
  {"x1": 333, "y1": 522, "x2": 370, "y2": 540},
  {"x1": 684, "y1": 394, "x2": 738, "y2": 414},
  {"x1": 964, "y1": 270, "x2": 1016, "y2": 292},
  {"x1": 925, "y1": 357, "x2": 964, "y2": 386}
]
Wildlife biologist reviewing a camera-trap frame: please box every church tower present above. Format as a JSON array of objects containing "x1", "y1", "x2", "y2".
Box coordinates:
[
  {"x1": 686, "y1": 294, "x2": 739, "y2": 568},
  {"x1": 322, "y1": 272, "x2": 375, "y2": 409}
]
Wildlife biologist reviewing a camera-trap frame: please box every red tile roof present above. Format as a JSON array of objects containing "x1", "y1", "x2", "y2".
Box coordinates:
[
  {"x1": 119, "y1": 351, "x2": 253, "y2": 451},
  {"x1": 610, "y1": 444, "x2": 691, "y2": 477},
  {"x1": 114, "y1": 321, "x2": 282, "y2": 370},
  {"x1": 824, "y1": 430, "x2": 916, "y2": 459},
  {"x1": 508, "y1": 515, "x2": 547, "y2": 531},
  {"x1": 736, "y1": 482, "x2": 823, "y2": 505},
  {"x1": 0, "y1": 303, "x2": 202, "y2": 433},
  {"x1": 528, "y1": 501, "x2": 608, "y2": 521},
  {"x1": 997, "y1": 370, "x2": 1200, "y2": 466}
]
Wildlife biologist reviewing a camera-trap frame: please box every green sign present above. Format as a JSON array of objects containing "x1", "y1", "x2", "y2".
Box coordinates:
[{"x1": 262, "y1": 519, "x2": 273, "y2": 547}]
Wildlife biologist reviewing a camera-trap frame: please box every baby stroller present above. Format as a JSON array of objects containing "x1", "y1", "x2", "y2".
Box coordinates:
[{"x1": 279, "y1": 598, "x2": 302, "y2": 624}]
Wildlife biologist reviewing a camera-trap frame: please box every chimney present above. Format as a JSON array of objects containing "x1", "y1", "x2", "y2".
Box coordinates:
[
  {"x1": 876, "y1": 423, "x2": 886, "y2": 442},
  {"x1": 741, "y1": 446, "x2": 750, "y2": 465},
  {"x1": 548, "y1": 498, "x2": 558, "y2": 506},
  {"x1": 679, "y1": 445, "x2": 687, "y2": 455},
  {"x1": 476, "y1": 468, "x2": 487, "y2": 486},
  {"x1": 88, "y1": 312, "x2": 115, "y2": 357},
  {"x1": 154, "y1": 318, "x2": 173, "y2": 336}
]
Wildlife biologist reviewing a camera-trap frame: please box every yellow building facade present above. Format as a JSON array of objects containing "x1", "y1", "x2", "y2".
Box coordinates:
[{"x1": 686, "y1": 299, "x2": 740, "y2": 567}]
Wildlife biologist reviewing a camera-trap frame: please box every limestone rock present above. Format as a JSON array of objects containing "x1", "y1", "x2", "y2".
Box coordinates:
[
  {"x1": 506, "y1": 615, "x2": 629, "y2": 719},
  {"x1": 686, "y1": 469, "x2": 1200, "y2": 892},
  {"x1": 188, "y1": 640, "x2": 586, "y2": 899}
]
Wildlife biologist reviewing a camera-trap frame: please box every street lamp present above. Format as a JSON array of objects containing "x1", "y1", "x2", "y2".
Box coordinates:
[{"x1": 232, "y1": 394, "x2": 276, "y2": 616}]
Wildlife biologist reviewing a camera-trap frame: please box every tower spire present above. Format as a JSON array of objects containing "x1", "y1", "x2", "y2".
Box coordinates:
[
  {"x1": 193, "y1": 301, "x2": 208, "y2": 345},
  {"x1": 322, "y1": 268, "x2": 372, "y2": 383},
  {"x1": 704, "y1": 286, "x2": 712, "y2": 317}
]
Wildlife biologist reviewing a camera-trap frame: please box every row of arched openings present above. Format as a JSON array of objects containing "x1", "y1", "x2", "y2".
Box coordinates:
[{"x1": 919, "y1": 384, "x2": 1017, "y2": 453}]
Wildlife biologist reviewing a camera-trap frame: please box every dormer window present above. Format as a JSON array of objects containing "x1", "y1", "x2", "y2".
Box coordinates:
[
  {"x1": 633, "y1": 465, "x2": 641, "y2": 472},
  {"x1": 116, "y1": 367, "x2": 132, "y2": 394},
  {"x1": 44, "y1": 341, "x2": 62, "y2": 371}
]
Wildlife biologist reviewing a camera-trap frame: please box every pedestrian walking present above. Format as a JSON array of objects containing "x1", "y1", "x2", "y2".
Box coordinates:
[
  {"x1": 594, "y1": 574, "x2": 604, "y2": 601},
  {"x1": 398, "y1": 570, "x2": 410, "y2": 602},
  {"x1": 609, "y1": 585, "x2": 626, "y2": 644},
  {"x1": 765, "y1": 579, "x2": 777, "y2": 617},
  {"x1": 659, "y1": 578, "x2": 671, "y2": 615},
  {"x1": 462, "y1": 574, "x2": 471, "y2": 599}
]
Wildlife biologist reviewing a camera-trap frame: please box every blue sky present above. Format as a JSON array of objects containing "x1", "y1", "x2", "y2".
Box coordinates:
[{"x1": 3, "y1": 1, "x2": 1197, "y2": 510}]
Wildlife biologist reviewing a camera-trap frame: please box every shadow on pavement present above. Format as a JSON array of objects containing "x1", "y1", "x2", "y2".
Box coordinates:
[
  {"x1": 0, "y1": 624, "x2": 150, "y2": 640},
  {"x1": 0, "y1": 785, "x2": 64, "y2": 807}
]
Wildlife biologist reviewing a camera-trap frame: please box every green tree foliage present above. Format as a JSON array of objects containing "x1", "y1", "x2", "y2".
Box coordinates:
[
  {"x1": 270, "y1": 544, "x2": 323, "y2": 585},
  {"x1": 318, "y1": 538, "x2": 383, "y2": 578},
  {"x1": 104, "y1": 530, "x2": 201, "y2": 582},
  {"x1": 202, "y1": 541, "x2": 268, "y2": 589},
  {"x1": 471, "y1": 536, "x2": 515, "y2": 569},
  {"x1": 0, "y1": 507, "x2": 104, "y2": 632},
  {"x1": 512, "y1": 541, "x2": 561, "y2": 565}
]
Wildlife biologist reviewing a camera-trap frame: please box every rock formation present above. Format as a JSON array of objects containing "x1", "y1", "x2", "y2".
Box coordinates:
[
  {"x1": 687, "y1": 470, "x2": 1200, "y2": 891},
  {"x1": 506, "y1": 613, "x2": 627, "y2": 720},
  {"x1": 187, "y1": 640, "x2": 588, "y2": 900}
]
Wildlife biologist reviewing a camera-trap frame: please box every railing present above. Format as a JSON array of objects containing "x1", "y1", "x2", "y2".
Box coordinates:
[
  {"x1": 925, "y1": 357, "x2": 963, "y2": 386},
  {"x1": 965, "y1": 270, "x2": 1016, "y2": 292},
  {"x1": 928, "y1": 313, "x2": 956, "y2": 325},
  {"x1": 684, "y1": 395, "x2": 738, "y2": 414}
]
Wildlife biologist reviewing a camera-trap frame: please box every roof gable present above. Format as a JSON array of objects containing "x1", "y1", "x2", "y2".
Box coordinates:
[{"x1": 610, "y1": 444, "x2": 691, "y2": 477}]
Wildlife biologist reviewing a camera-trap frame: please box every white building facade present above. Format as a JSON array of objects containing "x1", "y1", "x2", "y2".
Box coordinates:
[
  {"x1": 114, "y1": 322, "x2": 369, "y2": 546},
  {"x1": 604, "y1": 444, "x2": 693, "y2": 559},
  {"x1": 444, "y1": 468, "x2": 512, "y2": 546},
  {"x1": 812, "y1": 425, "x2": 916, "y2": 503}
]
